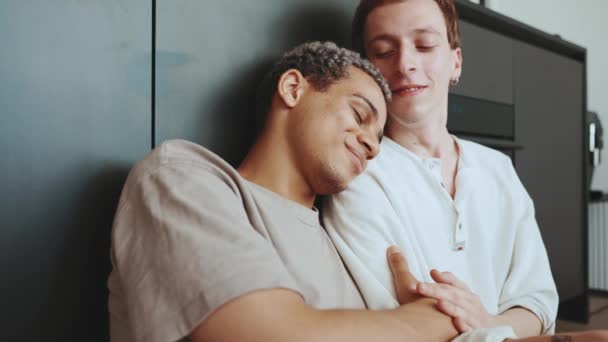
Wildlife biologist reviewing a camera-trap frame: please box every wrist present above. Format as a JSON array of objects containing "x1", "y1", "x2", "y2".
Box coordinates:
[{"x1": 489, "y1": 314, "x2": 505, "y2": 328}]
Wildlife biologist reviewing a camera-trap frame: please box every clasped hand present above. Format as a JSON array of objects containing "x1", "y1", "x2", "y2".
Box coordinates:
[{"x1": 387, "y1": 245, "x2": 497, "y2": 333}]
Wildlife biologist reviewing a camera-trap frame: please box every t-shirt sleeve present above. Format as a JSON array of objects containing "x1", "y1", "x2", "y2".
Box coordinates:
[
  {"x1": 111, "y1": 161, "x2": 300, "y2": 342},
  {"x1": 497, "y1": 162, "x2": 559, "y2": 334}
]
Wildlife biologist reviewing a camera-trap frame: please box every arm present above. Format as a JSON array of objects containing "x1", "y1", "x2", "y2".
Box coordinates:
[
  {"x1": 322, "y1": 165, "x2": 417, "y2": 309},
  {"x1": 498, "y1": 164, "x2": 559, "y2": 334},
  {"x1": 191, "y1": 246, "x2": 459, "y2": 342},
  {"x1": 417, "y1": 270, "x2": 542, "y2": 337},
  {"x1": 415, "y1": 160, "x2": 558, "y2": 337},
  {"x1": 495, "y1": 307, "x2": 542, "y2": 337},
  {"x1": 191, "y1": 290, "x2": 451, "y2": 342}
]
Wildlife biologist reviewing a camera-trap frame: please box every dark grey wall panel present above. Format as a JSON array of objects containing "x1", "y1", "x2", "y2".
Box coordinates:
[
  {"x1": 0, "y1": 1, "x2": 151, "y2": 340},
  {"x1": 155, "y1": 0, "x2": 355, "y2": 165},
  {"x1": 514, "y1": 41, "x2": 585, "y2": 302},
  {"x1": 451, "y1": 21, "x2": 513, "y2": 104}
]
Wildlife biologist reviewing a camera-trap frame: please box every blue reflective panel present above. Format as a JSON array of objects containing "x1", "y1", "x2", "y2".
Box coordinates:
[{"x1": 0, "y1": 1, "x2": 151, "y2": 340}]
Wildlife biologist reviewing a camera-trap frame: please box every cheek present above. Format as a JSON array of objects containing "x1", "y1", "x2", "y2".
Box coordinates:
[
  {"x1": 370, "y1": 58, "x2": 393, "y2": 79},
  {"x1": 320, "y1": 113, "x2": 353, "y2": 148},
  {"x1": 307, "y1": 114, "x2": 338, "y2": 142},
  {"x1": 422, "y1": 55, "x2": 443, "y2": 76},
  {"x1": 423, "y1": 52, "x2": 454, "y2": 81}
]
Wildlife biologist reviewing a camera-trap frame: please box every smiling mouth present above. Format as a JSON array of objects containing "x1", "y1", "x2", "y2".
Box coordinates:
[
  {"x1": 392, "y1": 86, "x2": 427, "y2": 96},
  {"x1": 346, "y1": 147, "x2": 364, "y2": 174}
]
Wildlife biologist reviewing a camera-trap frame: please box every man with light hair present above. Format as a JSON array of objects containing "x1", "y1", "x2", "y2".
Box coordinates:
[
  {"x1": 107, "y1": 41, "x2": 463, "y2": 342},
  {"x1": 324, "y1": 0, "x2": 607, "y2": 341}
]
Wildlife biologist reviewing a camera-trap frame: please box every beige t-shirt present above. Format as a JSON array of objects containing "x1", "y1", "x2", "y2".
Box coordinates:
[{"x1": 107, "y1": 139, "x2": 364, "y2": 342}]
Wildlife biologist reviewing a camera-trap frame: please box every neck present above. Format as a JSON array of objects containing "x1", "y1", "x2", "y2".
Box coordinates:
[
  {"x1": 385, "y1": 112, "x2": 455, "y2": 159},
  {"x1": 237, "y1": 124, "x2": 316, "y2": 209}
]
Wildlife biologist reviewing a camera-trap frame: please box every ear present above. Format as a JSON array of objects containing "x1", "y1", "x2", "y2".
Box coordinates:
[
  {"x1": 451, "y1": 47, "x2": 463, "y2": 80},
  {"x1": 277, "y1": 69, "x2": 307, "y2": 108}
]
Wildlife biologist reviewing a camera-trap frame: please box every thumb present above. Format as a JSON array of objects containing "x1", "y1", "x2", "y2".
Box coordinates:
[{"x1": 387, "y1": 245, "x2": 419, "y2": 304}]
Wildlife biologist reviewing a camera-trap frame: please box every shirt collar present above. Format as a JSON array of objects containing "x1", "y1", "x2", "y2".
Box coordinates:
[
  {"x1": 382, "y1": 135, "x2": 473, "y2": 171},
  {"x1": 243, "y1": 179, "x2": 320, "y2": 227}
]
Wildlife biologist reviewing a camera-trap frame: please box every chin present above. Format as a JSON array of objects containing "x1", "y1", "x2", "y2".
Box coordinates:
[
  {"x1": 312, "y1": 161, "x2": 357, "y2": 194},
  {"x1": 318, "y1": 181, "x2": 348, "y2": 195},
  {"x1": 389, "y1": 108, "x2": 428, "y2": 126},
  {"x1": 316, "y1": 174, "x2": 351, "y2": 195},
  {"x1": 390, "y1": 99, "x2": 430, "y2": 116}
]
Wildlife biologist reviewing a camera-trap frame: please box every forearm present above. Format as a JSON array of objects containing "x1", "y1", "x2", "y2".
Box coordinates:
[
  {"x1": 308, "y1": 298, "x2": 458, "y2": 342},
  {"x1": 495, "y1": 307, "x2": 542, "y2": 338},
  {"x1": 192, "y1": 289, "x2": 458, "y2": 342}
]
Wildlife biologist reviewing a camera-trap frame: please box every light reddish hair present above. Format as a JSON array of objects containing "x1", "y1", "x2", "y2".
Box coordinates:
[{"x1": 352, "y1": 0, "x2": 462, "y2": 55}]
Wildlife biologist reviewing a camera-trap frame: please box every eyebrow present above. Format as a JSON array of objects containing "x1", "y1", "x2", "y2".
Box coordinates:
[
  {"x1": 413, "y1": 27, "x2": 441, "y2": 36},
  {"x1": 353, "y1": 93, "x2": 384, "y2": 142},
  {"x1": 367, "y1": 27, "x2": 441, "y2": 47}
]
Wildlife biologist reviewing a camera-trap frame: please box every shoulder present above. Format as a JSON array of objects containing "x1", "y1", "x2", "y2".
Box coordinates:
[
  {"x1": 458, "y1": 138, "x2": 529, "y2": 201},
  {"x1": 458, "y1": 139, "x2": 511, "y2": 165},
  {"x1": 324, "y1": 139, "x2": 403, "y2": 212},
  {"x1": 117, "y1": 139, "x2": 243, "y2": 212},
  {"x1": 135, "y1": 139, "x2": 235, "y2": 176},
  {"x1": 371, "y1": 137, "x2": 411, "y2": 169},
  {"x1": 132, "y1": 139, "x2": 237, "y2": 183},
  {"x1": 458, "y1": 138, "x2": 515, "y2": 176}
]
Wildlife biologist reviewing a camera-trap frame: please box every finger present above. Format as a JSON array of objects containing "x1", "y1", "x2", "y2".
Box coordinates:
[
  {"x1": 387, "y1": 246, "x2": 419, "y2": 304},
  {"x1": 436, "y1": 299, "x2": 466, "y2": 318},
  {"x1": 417, "y1": 282, "x2": 469, "y2": 306},
  {"x1": 453, "y1": 316, "x2": 472, "y2": 333},
  {"x1": 387, "y1": 246, "x2": 414, "y2": 285},
  {"x1": 429, "y1": 269, "x2": 444, "y2": 283},
  {"x1": 430, "y1": 269, "x2": 469, "y2": 290},
  {"x1": 437, "y1": 300, "x2": 482, "y2": 330}
]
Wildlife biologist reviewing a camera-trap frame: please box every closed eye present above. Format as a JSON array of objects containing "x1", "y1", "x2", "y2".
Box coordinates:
[
  {"x1": 373, "y1": 50, "x2": 395, "y2": 59},
  {"x1": 352, "y1": 108, "x2": 363, "y2": 124},
  {"x1": 417, "y1": 45, "x2": 436, "y2": 52}
]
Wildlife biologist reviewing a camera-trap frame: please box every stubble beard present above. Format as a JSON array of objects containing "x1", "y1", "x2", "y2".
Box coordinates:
[{"x1": 315, "y1": 159, "x2": 350, "y2": 195}]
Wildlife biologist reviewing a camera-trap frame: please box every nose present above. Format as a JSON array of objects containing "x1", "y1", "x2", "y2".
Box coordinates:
[
  {"x1": 358, "y1": 130, "x2": 380, "y2": 160},
  {"x1": 396, "y1": 45, "x2": 418, "y2": 76}
]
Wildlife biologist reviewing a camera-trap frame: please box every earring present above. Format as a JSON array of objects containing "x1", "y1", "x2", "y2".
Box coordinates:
[{"x1": 450, "y1": 77, "x2": 459, "y2": 86}]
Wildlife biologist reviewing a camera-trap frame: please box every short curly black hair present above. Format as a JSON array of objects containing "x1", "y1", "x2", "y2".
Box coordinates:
[{"x1": 255, "y1": 41, "x2": 391, "y2": 124}]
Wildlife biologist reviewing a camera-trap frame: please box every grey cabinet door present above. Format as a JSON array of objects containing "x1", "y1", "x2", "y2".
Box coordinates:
[
  {"x1": 0, "y1": 1, "x2": 151, "y2": 340},
  {"x1": 154, "y1": 0, "x2": 356, "y2": 165},
  {"x1": 513, "y1": 41, "x2": 586, "y2": 312},
  {"x1": 450, "y1": 21, "x2": 513, "y2": 104}
]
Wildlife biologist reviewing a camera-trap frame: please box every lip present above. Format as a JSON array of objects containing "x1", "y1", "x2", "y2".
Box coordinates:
[
  {"x1": 346, "y1": 144, "x2": 365, "y2": 174},
  {"x1": 391, "y1": 84, "x2": 428, "y2": 97}
]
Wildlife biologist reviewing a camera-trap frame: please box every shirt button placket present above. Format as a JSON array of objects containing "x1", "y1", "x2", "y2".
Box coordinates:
[{"x1": 454, "y1": 221, "x2": 466, "y2": 251}]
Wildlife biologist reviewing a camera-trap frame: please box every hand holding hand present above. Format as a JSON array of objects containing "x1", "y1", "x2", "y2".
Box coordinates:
[{"x1": 416, "y1": 269, "x2": 497, "y2": 333}]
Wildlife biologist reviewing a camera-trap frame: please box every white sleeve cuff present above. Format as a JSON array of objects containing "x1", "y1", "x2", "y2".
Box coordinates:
[
  {"x1": 450, "y1": 326, "x2": 518, "y2": 342},
  {"x1": 498, "y1": 298, "x2": 556, "y2": 335}
]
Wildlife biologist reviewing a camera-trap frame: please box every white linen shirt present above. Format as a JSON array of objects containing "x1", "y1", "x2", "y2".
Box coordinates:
[{"x1": 323, "y1": 136, "x2": 558, "y2": 335}]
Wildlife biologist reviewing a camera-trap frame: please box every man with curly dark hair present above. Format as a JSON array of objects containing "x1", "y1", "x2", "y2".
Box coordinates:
[{"x1": 107, "y1": 41, "x2": 467, "y2": 342}]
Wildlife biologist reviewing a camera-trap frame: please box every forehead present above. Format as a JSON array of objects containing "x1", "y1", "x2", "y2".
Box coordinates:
[{"x1": 364, "y1": 0, "x2": 447, "y2": 41}]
